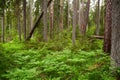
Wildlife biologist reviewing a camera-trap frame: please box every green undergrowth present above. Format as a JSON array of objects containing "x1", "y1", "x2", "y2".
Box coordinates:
[{"x1": 0, "y1": 41, "x2": 115, "y2": 80}]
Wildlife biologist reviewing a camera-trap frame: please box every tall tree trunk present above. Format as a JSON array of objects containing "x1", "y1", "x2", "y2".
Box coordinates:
[
  {"x1": 72, "y1": 0, "x2": 77, "y2": 45},
  {"x1": 60, "y1": 0, "x2": 63, "y2": 31},
  {"x1": 111, "y1": 0, "x2": 120, "y2": 79},
  {"x1": 18, "y1": 10, "x2": 21, "y2": 41},
  {"x1": 1, "y1": 10, "x2": 5, "y2": 42},
  {"x1": 103, "y1": 0, "x2": 111, "y2": 53},
  {"x1": 95, "y1": 0, "x2": 100, "y2": 35},
  {"x1": 76, "y1": 0, "x2": 79, "y2": 25},
  {"x1": 84, "y1": 0, "x2": 90, "y2": 34},
  {"x1": 50, "y1": 1, "x2": 54, "y2": 39},
  {"x1": 68, "y1": 0, "x2": 70, "y2": 29},
  {"x1": 79, "y1": 0, "x2": 81, "y2": 31},
  {"x1": 29, "y1": 0, "x2": 33, "y2": 31},
  {"x1": 80, "y1": 0, "x2": 85, "y2": 34},
  {"x1": 43, "y1": 0, "x2": 48, "y2": 41},
  {"x1": 23, "y1": 0, "x2": 26, "y2": 40}
]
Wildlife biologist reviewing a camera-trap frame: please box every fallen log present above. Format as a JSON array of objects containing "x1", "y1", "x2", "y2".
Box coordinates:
[
  {"x1": 91, "y1": 35, "x2": 104, "y2": 39},
  {"x1": 26, "y1": 0, "x2": 53, "y2": 41}
]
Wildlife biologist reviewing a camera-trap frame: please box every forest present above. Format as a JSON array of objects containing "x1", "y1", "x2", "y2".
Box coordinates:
[{"x1": 0, "y1": 0, "x2": 119, "y2": 80}]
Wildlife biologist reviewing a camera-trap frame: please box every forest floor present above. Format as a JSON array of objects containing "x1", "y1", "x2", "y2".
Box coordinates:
[{"x1": 0, "y1": 39, "x2": 116, "y2": 80}]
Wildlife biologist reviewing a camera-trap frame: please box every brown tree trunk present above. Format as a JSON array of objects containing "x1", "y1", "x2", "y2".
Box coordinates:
[
  {"x1": 17, "y1": 7, "x2": 21, "y2": 41},
  {"x1": 60, "y1": 0, "x2": 63, "y2": 31},
  {"x1": 103, "y1": 0, "x2": 111, "y2": 53},
  {"x1": 50, "y1": 1, "x2": 54, "y2": 39},
  {"x1": 43, "y1": 0, "x2": 48, "y2": 41},
  {"x1": 84, "y1": 0, "x2": 90, "y2": 34},
  {"x1": 29, "y1": 0, "x2": 33, "y2": 31},
  {"x1": 68, "y1": 0, "x2": 70, "y2": 29},
  {"x1": 72, "y1": 0, "x2": 77, "y2": 45},
  {"x1": 23, "y1": 0, "x2": 27, "y2": 40},
  {"x1": 80, "y1": 0, "x2": 90, "y2": 35},
  {"x1": 1, "y1": 10, "x2": 5, "y2": 42},
  {"x1": 111, "y1": 0, "x2": 120, "y2": 79},
  {"x1": 96, "y1": 0, "x2": 100, "y2": 36}
]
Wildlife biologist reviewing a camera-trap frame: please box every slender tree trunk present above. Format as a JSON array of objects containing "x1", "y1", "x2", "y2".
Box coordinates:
[
  {"x1": 80, "y1": 0, "x2": 85, "y2": 34},
  {"x1": 103, "y1": 0, "x2": 111, "y2": 53},
  {"x1": 1, "y1": 10, "x2": 5, "y2": 42},
  {"x1": 50, "y1": 1, "x2": 54, "y2": 39},
  {"x1": 18, "y1": 10, "x2": 21, "y2": 41},
  {"x1": 23, "y1": 0, "x2": 27, "y2": 40},
  {"x1": 96, "y1": 0, "x2": 100, "y2": 35},
  {"x1": 84, "y1": 0, "x2": 90, "y2": 34},
  {"x1": 79, "y1": 0, "x2": 81, "y2": 32},
  {"x1": 60, "y1": 0, "x2": 63, "y2": 31},
  {"x1": 43, "y1": 0, "x2": 48, "y2": 41},
  {"x1": 68, "y1": 0, "x2": 70, "y2": 29},
  {"x1": 29, "y1": 0, "x2": 33, "y2": 31},
  {"x1": 111, "y1": 0, "x2": 120, "y2": 79},
  {"x1": 76, "y1": 0, "x2": 79, "y2": 25},
  {"x1": 72, "y1": 0, "x2": 77, "y2": 45}
]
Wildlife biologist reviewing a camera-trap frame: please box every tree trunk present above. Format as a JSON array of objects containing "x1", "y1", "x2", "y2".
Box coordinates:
[
  {"x1": 111, "y1": 0, "x2": 120, "y2": 79},
  {"x1": 95, "y1": 0, "x2": 100, "y2": 36},
  {"x1": 68, "y1": 0, "x2": 70, "y2": 29},
  {"x1": 29, "y1": 0, "x2": 33, "y2": 31},
  {"x1": 103, "y1": 0, "x2": 111, "y2": 53},
  {"x1": 50, "y1": 1, "x2": 54, "y2": 39},
  {"x1": 43, "y1": 0, "x2": 48, "y2": 41},
  {"x1": 72, "y1": 0, "x2": 77, "y2": 45},
  {"x1": 84, "y1": 0, "x2": 90, "y2": 34},
  {"x1": 18, "y1": 7, "x2": 21, "y2": 41},
  {"x1": 23, "y1": 0, "x2": 27, "y2": 40},
  {"x1": 60, "y1": 0, "x2": 63, "y2": 31},
  {"x1": 1, "y1": 10, "x2": 5, "y2": 42}
]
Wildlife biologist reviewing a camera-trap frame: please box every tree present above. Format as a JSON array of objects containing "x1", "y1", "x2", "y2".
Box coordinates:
[
  {"x1": 67, "y1": 0, "x2": 70, "y2": 28},
  {"x1": 1, "y1": 9, "x2": 5, "y2": 42},
  {"x1": 23, "y1": 0, "x2": 26, "y2": 40},
  {"x1": 103, "y1": 0, "x2": 111, "y2": 53},
  {"x1": 50, "y1": 1, "x2": 54, "y2": 39},
  {"x1": 95, "y1": 0, "x2": 100, "y2": 35},
  {"x1": 72, "y1": 0, "x2": 77, "y2": 45},
  {"x1": 111, "y1": 0, "x2": 120, "y2": 79},
  {"x1": 80, "y1": 0, "x2": 90, "y2": 35},
  {"x1": 29, "y1": 0, "x2": 33, "y2": 31},
  {"x1": 0, "y1": 0, "x2": 5, "y2": 42},
  {"x1": 43, "y1": 0, "x2": 48, "y2": 41},
  {"x1": 60, "y1": 0, "x2": 63, "y2": 31}
]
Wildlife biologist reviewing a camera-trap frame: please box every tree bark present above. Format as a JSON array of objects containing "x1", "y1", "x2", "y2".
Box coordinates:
[
  {"x1": 43, "y1": 0, "x2": 48, "y2": 41},
  {"x1": 60, "y1": 0, "x2": 64, "y2": 31},
  {"x1": 23, "y1": 0, "x2": 27, "y2": 40},
  {"x1": 29, "y1": 0, "x2": 33, "y2": 31},
  {"x1": 95, "y1": 0, "x2": 100, "y2": 36},
  {"x1": 68, "y1": 0, "x2": 70, "y2": 29},
  {"x1": 111, "y1": 0, "x2": 120, "y2": 79},
  {"x1": 18, "y1": 7, "x2": 21, "y2": 41},
  {"x1": 84, "y1": 0, "x2": 90, "y2": 34},
  {"x1": 1, "y1": 10, "x2": 5, "y2": 42},
  {"x1": 50, "y1": 1, "x2": 54, "y2": 39},
  {"x1": 72, "y1": 0, "x2": 77, "y2": 45},
  {"x1": 103, "y1": 0, "x2": 111, "y2": 53}
]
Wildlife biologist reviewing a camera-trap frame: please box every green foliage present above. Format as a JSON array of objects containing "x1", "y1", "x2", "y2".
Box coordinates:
[{"x1": 0, "y1": 41, "x2": 115, "y2": 80}]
